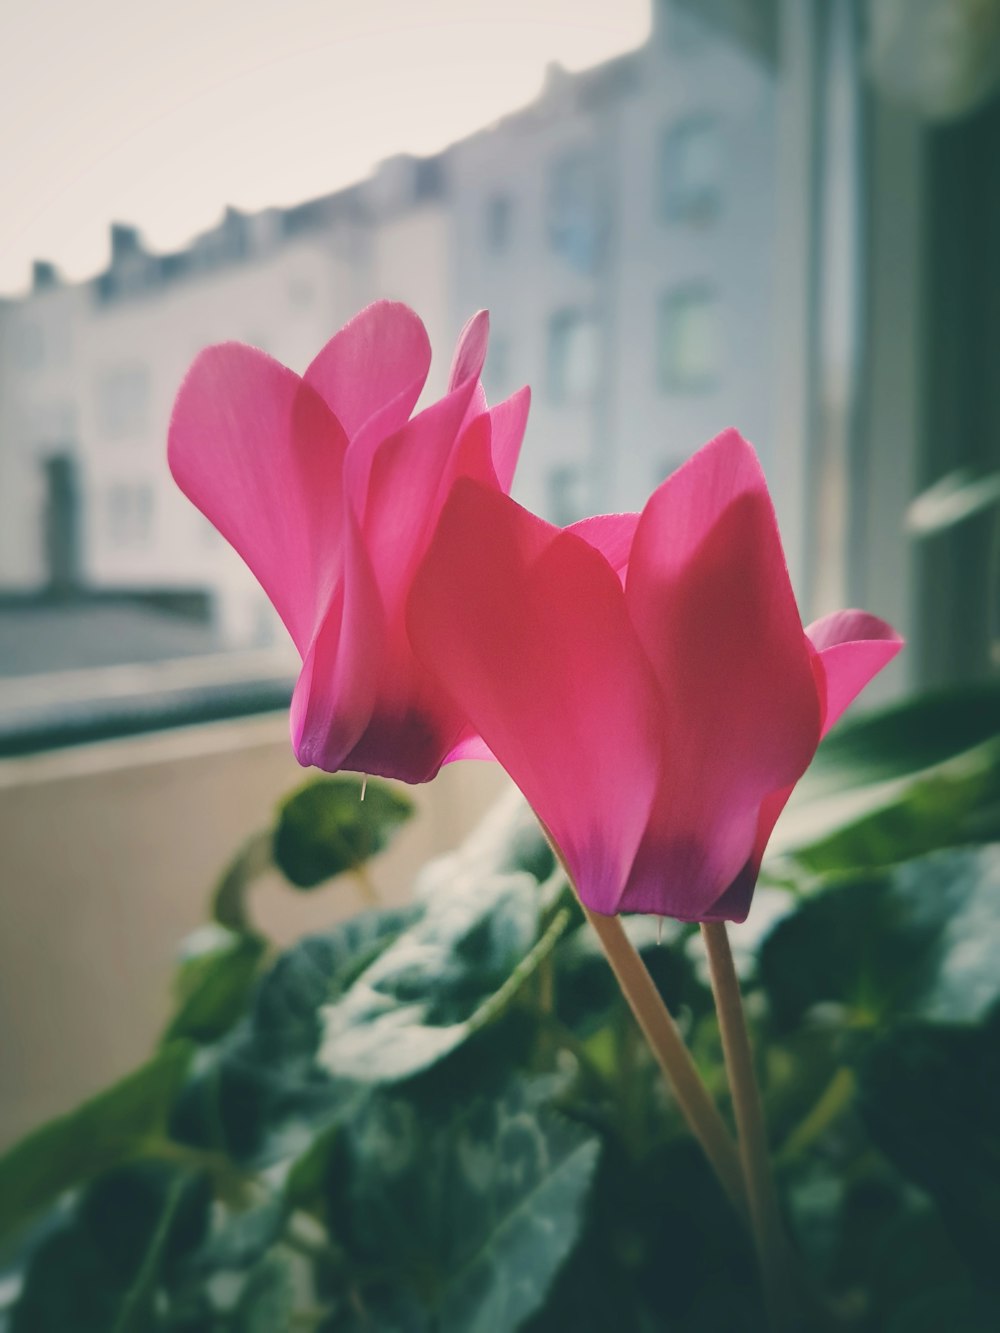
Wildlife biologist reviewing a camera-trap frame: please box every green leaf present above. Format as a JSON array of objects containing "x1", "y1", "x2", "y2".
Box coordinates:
[
  {"x1": 554, "y1": 913, "x2": 710, "y2": 1040},
  {"x1": 907, "y1": 466, "x2": 1000, "y2": 535},
  {"x1": 230, "y1": 1253, "x2": 296, "y2": 1332},
  {"x1": 858, "y1": 1013, "x2": 1000, "y2": 1292},
  {"x1": 0, "y1": 1044, "x2": 193, "y2": 1247},
  {"x1": 316, "y1": 875, "x2": 569, "y2": 1083},
  {"x1": 331, "y1": 1077, "x2": 601, "y2": 1333},
  {"x1": 284, "y1": 1124, "x2": 338, "y2": 1212},
  {"x1": 110, "y1": 1175, "x2": 191, "y2": 1333},
  {"x1": 192, "y1": 1197, "x2": 287, "y2": 1273},
  {"x1": 11, "y1": 1164, "x2": 209, "y2": 1333},
  {"x1": 252, "y1": 907, "x2": 420, "y2": 1070},
  {"x1": 770, "y1": 683, "x2": 1000, "y2": 864},
  {"x1": 213, "y1": 830, "x2": 274, "y2": 933},
  {"x1": 169, "y1": 911, "x2": 414, "y2": 1165},
  {"x1": 273, "y1": 776, "x2": 413, "y2": 888},
  {"x1": 786, "y1": 736, "x2": 1000, "y2": 875},
  {"x1": 759, "y1": 845, "x2": 1000, "y2": 1031},
  {"x1": 162, "y1": 927, "x2": 267, "y2": 1044},
  {"x1": 523, "y1": 1139, "x2": 760, "y2": 1333},
  {"x1": 216, "y1": 793, "x2": 565, "y2": 1102}
]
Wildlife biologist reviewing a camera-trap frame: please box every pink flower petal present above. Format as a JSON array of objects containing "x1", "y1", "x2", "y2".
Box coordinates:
[
  {"x1": 356, "y1": 346, "x2": 491, "y2": 616},
  {"x1": 713, "y1": 614, "x2": 903, "y2": 917},
  {"x1": 806, "y1": 610, "x2": 905, "y2": 735},
  {"x1": 304, "y1": 300, "x2": 430, "y2": 440},
  {"x1": 487, "y1": 386, "x2": 531, "y2": 495},
  {"x1": 344, "y1": 307, "x2": 490, "y2": 524},
  {"x1": 294, "y1": 539, "x2": 469, "y2": 783},
  {"x1": 291, "y1": 507, "x2": 383, "y2": 772},
  {"x1": 449, "y1": 311, "x2": 491, "y2": 438},
  {"x1": 409, "y1": 480, "x2": 663, "y2": 912},
  {"x1": 168, "y1": 343, "x2": 347, "y2": 655},
  {"x1": 620, "y1": 430, "x2": 822, "y2": 919},
  {"x1": 444, "y1": 733, "x2": 495, "y2": 763},
  {"x1": 449, "y1": 311, "x2": 491, "y2": 394},
  {"x1": 568, "y1": 511, "x2": 640, "y2": 578}
]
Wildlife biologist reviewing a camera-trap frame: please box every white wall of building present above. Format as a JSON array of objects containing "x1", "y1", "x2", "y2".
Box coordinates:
[
  {"x1": 0, "y1": 191, "x2": 449, "y2": 649},
  {"x1": 446, "y1": 4, "x2": 782, "y2": 565},
  {"x1": 0, "y1": 0, "x2": 792, "y2": 640}
]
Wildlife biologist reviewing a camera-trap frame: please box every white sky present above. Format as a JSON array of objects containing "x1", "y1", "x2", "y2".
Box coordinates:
[{"x1": 0, "y1": 0, "x2": 650, "y2": 296}]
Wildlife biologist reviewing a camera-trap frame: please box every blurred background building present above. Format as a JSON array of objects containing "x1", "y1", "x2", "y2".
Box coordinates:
[
  {"x1": 0, "y1": 2, "x2": 782, "y2": 674},
  {"x1": 2, "y1": 0, "x2": 995, "y2": 695},
  {"x1": 0, "y1": 0, "x2": 998, "y2": 1143}
]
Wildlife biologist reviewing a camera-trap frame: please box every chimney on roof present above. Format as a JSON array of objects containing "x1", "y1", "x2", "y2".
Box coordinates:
[
  {"x1": 110, "y1": 223, "x2": 143, "y2": 262},
  {"x1": 543, "y1": 61, "x2": 567, "y2": 92},
  {"x1": 32, "y1": 260, "x2": 60, "y2": 291}
]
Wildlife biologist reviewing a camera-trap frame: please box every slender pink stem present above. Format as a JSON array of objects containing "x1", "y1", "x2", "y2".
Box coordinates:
[
  {"x1": 583, "y1": 906, "x2": 747, "y2": 1217},
  {"x1": 701, "y1": 921, "x2": 796, "y2": 1331}
]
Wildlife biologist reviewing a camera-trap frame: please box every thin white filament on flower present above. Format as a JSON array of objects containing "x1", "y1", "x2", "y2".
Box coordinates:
[{"x1": 360, "y1": 776, "x2": 368, "y2": 802}]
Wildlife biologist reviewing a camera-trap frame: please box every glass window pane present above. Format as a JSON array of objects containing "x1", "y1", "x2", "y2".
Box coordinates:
[
  {"x1": 658, "y1": 287, "x2": 719, "y2": 391},
  {"x1": 548, "y1": 310, "x2": 600, "y2": 404},
  {"x1": 658, "y1": 117, "x2": 722, "y2": 224}
]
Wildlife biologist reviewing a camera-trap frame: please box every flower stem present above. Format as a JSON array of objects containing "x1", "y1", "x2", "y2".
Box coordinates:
[
  {"x1": 700, "y1": 920, "x2": 795, "y2": 1331},
  {"x1": 582, "y1": 906, "x2": 747, "y2": 1217}
]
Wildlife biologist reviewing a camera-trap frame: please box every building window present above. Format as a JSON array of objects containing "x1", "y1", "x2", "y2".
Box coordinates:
[
  {"x1": 657, "y1": 117, "x2": 722, "y2": 225},
  {"x1": 485, "y1": 193, "x2": 513, "y2": 252},
  {"x1": 548, "y1": 310, "x2": 601, "y2": 405},
  {"x1": 106, "y1": 482, "x2": 154, "y2": 547},
  {"x1": 97, "y1": 367, "x2": 150, "y2": 439},
  {"x1": 658, "y1": 286, "x2": 720, "y2": 392},
  {"x1": 547, "y1": 464, "x2": 590, "y2": 526},
  {"x1": 547, "y1": 150, "x2": 605, "y2": 273}
]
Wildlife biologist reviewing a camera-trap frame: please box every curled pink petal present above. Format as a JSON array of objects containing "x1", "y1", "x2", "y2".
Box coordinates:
[
  {"x1": 807, "y1": 611, "x2": 905, "y2": 734},
  {"x1": 449, "y1": 310, "x2": 491, "y2": 392},
  {"x1": 445, "y1": 733, "x2": 496, "y2": 764},
  {"x1": 706, "y1": 616, "x2": 903, "y2": 915},
  {"x1": 487, "y1": 386, "x2": 531, "y2": 495},
  {"x1": 168, "y1": 343, "x2": 347, "y2": 655},
  {"x1": 344, "y1": 306, "x2": 489, "y2": 523},
  {"x1": 292, "y1": 509, "x2": 383, "y2": 772},
  {"x1": 358, "y1": 356, "x2": 490, "y2": 616},
  {"x1": 304, "y1": 300, "x2": 430, "y2": 440}
]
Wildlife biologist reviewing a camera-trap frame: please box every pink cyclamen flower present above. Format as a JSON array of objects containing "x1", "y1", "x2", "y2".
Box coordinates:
[
  {"x1": 168, "y1": 301, "x2": 531, "y2": 783},
  {"x1": 409, "y1": 429, "x2": 903, "y2": 922}
]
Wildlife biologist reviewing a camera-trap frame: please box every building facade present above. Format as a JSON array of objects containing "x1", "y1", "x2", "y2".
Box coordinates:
[
  {"x1": 0, "y1": 160, "x2": 453, "y2": 648},
  {"x1": 447, "y1": 3, "x2": 777, "y2": 525},
  {"x1": 0, "y1": 2, "x2": 783, "y2": 651}
]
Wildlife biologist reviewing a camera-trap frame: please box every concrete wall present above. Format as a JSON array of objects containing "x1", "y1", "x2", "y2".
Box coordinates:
[{"x1": 0, "y1": 716, "x2": 509, "y2": 1149}]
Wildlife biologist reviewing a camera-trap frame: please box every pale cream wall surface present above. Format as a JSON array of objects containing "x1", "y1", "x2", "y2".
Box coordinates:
[{"x1": 0, "y1": 714, "x2": 509, "y2": 1149}]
